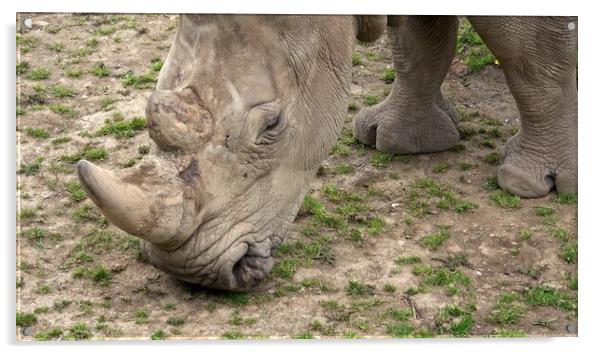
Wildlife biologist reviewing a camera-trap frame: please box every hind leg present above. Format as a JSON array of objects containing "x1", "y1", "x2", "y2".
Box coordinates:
[{"x1": 468, "y1": 16, "x2": 577, "y2": 197}]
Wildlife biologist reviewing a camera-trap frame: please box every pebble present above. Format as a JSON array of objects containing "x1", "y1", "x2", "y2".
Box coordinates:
[
  {"x1": 566, "y1": 323, "x2": 577, "y2": 334},
  {"x1": 22, "y1": 326, "x2": 33, "y2": 336}
]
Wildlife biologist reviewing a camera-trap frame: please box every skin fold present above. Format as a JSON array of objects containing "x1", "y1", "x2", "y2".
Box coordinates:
[{"x1": 77, "y1": 15, "x2": 577, "y2": 290}]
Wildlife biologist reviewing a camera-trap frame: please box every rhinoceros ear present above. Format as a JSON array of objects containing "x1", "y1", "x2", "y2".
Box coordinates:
[{"x1": 355, "y1": 15, "x2": 387, "y2": 42}]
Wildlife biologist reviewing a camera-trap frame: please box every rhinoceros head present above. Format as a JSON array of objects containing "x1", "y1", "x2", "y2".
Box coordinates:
[{"x1": 77, "y1": 15, "x2": 386, "y2": 290}]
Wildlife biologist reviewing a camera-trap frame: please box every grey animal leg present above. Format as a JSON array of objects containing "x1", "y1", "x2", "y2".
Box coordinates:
[
  {"x1": 468, "y1": 16, "x2": 577, "y2": 197},
  {"x1": 354, "y1": 15, "x2": 460, "y2": 154}
]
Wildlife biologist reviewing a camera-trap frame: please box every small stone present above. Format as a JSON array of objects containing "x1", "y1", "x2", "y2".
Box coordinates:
[
  {"x1": 391, "y1": 203, "x2": 401, "y2": 208},
  {"x1": 566, "y1": 323, "x2": 577, "y2": 333},
  {"x1": 22, "y1": 326, "x2": 33, "y2": 336},
  {"x1": 23, "y1": 18, "x2": 33, "y2": 29}
]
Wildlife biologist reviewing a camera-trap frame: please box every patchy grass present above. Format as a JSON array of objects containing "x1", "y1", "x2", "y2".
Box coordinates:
[
  {"x1": 345, "y1": 280, "x2": 375, "y2": 297},
  {"x1": 456, "y1": 22, "x2": 496, "y2": 72},
  {"x1": 369, "y1": 152, "x2": 393, "y2": 169},
  {"x1": 364, "y1": 95, "x2": 380, "y2": 106},
  {"x1": 482, "y1": 176, "x2": 499, "y2": 191},
  {"x1": 435, "y1": 305, "x2": 475, "y2": 337},
  {"x1": 68, "y1": 322, "x2": 92, "y2": 340},
  {"x1": 299, "y1": 195, "x2": 347, "y2": 231},
  {"x1": 381, "y1": 68, "x2": 396, "y2": 83},
  {"x1": 100, "y1": 97, "x2": 116, "y2": 111},
  {"x1": 33, "y1": 327, "x2": 64, "y2": 341},
  {"x1": 271, "y1": 259, "x2": 298, "y2": 279},
  {"x1": 122, "y1": 72, "x2": 156, "y2": 89},
  {"x1": 50, "y1": 104, "x2": 75, "y2": 116},
  {"x1": 25, "y1": 127, "x2": 50, "y2": 139},
  {"x1": 420, "y1": 228, "x2": 450, "y2": 250},
  {"x1": 386, "y1": 323, "x2": 414, "y2": 338},
  {"x1": 27, "y1": 68, "x2": 50, "y2": 80},
  {"x1": 91, "y1": 63, "x2": 111, "y2": 77},
  {"x1": 60, "y1": 146, "x2": 107, "y2": 163},
  {"x1": 524, "y1": 285, "x2": 577, "y2": 312},
  {"x1": 395, "y1": 256, "x2": 422, "y2": 265},
  {"x1": 95, "y1": 117, "x2": 146, "y2": 138},
  {"x1": 495, "y1": 329, "x2": 526, "y2": 338},
  {"x1": 222, "y1": 331, "x2": 246, "y2": 339},
  {"x1": 19, "y1": 156, "x2": 45, "y2": 176},
  {"x1": 432, "y1": 162, "x2": 449, "y2": 173},
  {"x1": 16, "y1": 312, "x2": 37, "y2": 327},
  {"x1": 554, "y1": 193, "x2": 577, "y2": 205},
  {"x1": 72, "y1": 205, "x2": 105, "y2": 224},
  {"x1": 73, "y1": 265, "x2": 112, "y2": 286},
  {"x1": 65, "y1": 181, "x2": 86, "y2": 202},
  {"x1": 489, "y1": 190, "x2": 521, "y2": 209},
  {"x1": 151, "y1": 329, "x2": 167, "y2": 340},
  {"x1": 484, "y1": 152, "x2": 501, "y2": 165},
  {"x1": 17, "y1": 61, "x2": 29, "y2": 75},
  {"x1": 407, "y1": 178, "x2": 478, "y2": 216},
  {"x1": 165, "y1": 316, "x2": 186, "y2": 326},
  {"x1": 487, "y1": 292, "x2": 524, "y2": 325},
  {"x1": 466, "y1": 49, "x2": 496, "y2": 72},
  {"x1": 65, "y1": 69, "x2": 82, "y2": 78},
  {"x1": 562, "y1": 241, "x2": 578, "y2": 264},
  {"x1": 331, "y1": 162, "x2": 354, "y2": 174},
  {"x1": 352, "y1": 52, "x2": 362, "y2": 66},
  {"x1": 50, "y1": 84, "x2": 77, "y2": 98}
]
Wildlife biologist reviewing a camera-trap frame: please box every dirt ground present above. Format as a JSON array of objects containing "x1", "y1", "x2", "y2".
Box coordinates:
[{"x1": 16, "y1": 14, "x2": 578, "y2": 340}]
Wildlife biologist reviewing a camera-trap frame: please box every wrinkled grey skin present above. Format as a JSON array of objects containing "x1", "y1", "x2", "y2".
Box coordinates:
[
  {"x1": 355, "y1": 16, "x2": 577, "y2": 197},
  {"x1": 77, "y1": 15, "x2": 577, "y2": 291}
]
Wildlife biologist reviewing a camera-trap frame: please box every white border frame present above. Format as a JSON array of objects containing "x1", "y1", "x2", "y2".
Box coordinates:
[{"x1": 3, "y1": 1, "x2": 599, "y2": 353}]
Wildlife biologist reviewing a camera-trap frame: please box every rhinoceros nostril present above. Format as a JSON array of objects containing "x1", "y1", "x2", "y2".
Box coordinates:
[{"x1": 231, "y1": 244, "x2": 273, "y2": 290}]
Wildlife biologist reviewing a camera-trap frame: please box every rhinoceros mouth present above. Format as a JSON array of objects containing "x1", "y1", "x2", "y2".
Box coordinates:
[{"x1": 230, "y1": 246, "x2": 274, "y2": 290}]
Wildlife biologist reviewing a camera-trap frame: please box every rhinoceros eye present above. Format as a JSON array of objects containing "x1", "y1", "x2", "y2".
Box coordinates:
[
  {"x1": 254, "y1": 103, "x2": 286, "y2": 145},
  {"x1": 256, "y1": 114, "x2": 285, "y2": 144}
]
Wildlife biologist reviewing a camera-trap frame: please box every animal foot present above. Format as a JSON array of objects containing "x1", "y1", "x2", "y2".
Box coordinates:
[
  {"x1": 497, "y1": 133, "x2": 577, "y2": 198},
  {"x1": 353, "y1": 92, "x2": 459, "y2": 154}
]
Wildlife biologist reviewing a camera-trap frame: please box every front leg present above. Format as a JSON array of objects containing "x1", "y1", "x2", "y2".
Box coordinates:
[
  {"x1": 354, "y1": 15, "x2": 460, "y2": 154},
  {"x1": 468, "y1": 16, "x2": 577, "y2": 197}
]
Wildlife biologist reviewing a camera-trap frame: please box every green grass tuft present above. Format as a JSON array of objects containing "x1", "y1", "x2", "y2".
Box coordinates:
[
  {"x1": 91, "y1": 63, "x2": 111, "y2": 77},
  {"x1": 364, "y1": 95, "x2": 380, "y2": 106},
  {"x1": 489, "y1": 190, "x2": 521, "y2": 209},
  {"x1": 151, "y1": 329, "x2": 167, "y2": 340},
  {"x1": 370, "y1": 152, "x2": 393, "y2": 169},
  {"x1": 524, "y1": 285, "x2": 577, "y2": 312},
  {"x1": 554, "y1": 192, "x2": 577, "y2": 205},
  {"x1": 27, "y1": 68, "x2": 50, "y2": 80},
  {"x1": 420, "y1": 228, "x2": 450, "y2": 250},
  {"x1": 95, "y1": 117, "x2": 146, "y2": 138},
  {"x1": 50, "y1": 84, "x2": 77, "y2": 98},
  {"x1": 382, "y1": 68, "x2": 396, "y2": 83},
  {"x1": 16, "y1": 312, "x2": 37, "y2": 327},
  {"x1": 345, "y1": 280, "x2": 375, "y2": 297},
  {"x1": 25, "y1": 127, "x2": 50, "y2": 139},
  {"x1": 68, "y1": 322, "x2": 92, "y2": 339}
]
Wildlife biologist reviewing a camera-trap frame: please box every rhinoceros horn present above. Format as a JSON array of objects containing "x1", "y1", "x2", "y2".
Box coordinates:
[{"x1": 76, "y1": 159, "x2": 195, "y2": 249}]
